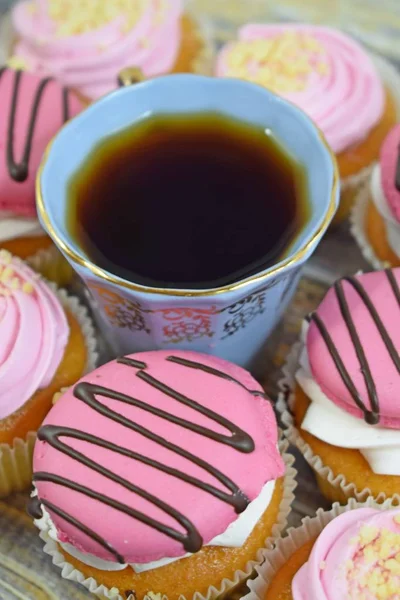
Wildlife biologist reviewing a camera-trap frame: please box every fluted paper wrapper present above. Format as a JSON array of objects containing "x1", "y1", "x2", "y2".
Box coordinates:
[
  {"x1": 350, "y1": 182, "x2": 389, "y2": 270},
  {"x1": 0, "y1": 260, "x2": 98, "y2": 498},
  {"x1": 242, "y1": 496, "x2": 400, "y2": 600},
  {"x1": 27, "y1": 245, "x2": 75, "y2": 288},
  {"x1": 277, "y1": 340, "x2": 400, "y2": 505},
  {"x1": 188, "y1": 12, "x2": 215, "y2": 77},
  {"x1": 33, "y1": 441, "x2": 296, "y2": 600}
]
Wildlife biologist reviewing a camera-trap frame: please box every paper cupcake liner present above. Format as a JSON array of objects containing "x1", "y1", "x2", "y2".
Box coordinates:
[
  {"x1": 277, "y1": 339, "x2": 400, "y2": 505},
  {"x1": 350, "y1": 181, "x2": 390, "y2": 270},
  {"x1": 27, "y1": 245, "x2": 75, "y2": 288},
  {"x1": 242, "y1": 496, "x2": 400, "y2": 600},
  {"x1": 34, "y1": 439, "x2": 296, "y2": 600},
  {"x1": 188, "y1": 12, "x2": 215, "y2": 77},
  {"x1": 0, "y1": 262, "x2": 98, "y2": 498}
]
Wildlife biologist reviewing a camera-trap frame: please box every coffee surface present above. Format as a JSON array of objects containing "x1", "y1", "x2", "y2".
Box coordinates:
[{"x1": 67, "y1": 112, "x2": 308, "y2": 289}]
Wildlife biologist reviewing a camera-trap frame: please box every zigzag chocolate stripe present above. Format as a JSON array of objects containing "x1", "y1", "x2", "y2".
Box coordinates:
[
  {"x1": 311, "y1": 272, "x2": 400, "y2": 424},
  {"x1": 32, "y1": 356, "x2": 256, "y2": 561},
  {"x1": 0, "y1": 68, "x2": 72, "y2": 182}
]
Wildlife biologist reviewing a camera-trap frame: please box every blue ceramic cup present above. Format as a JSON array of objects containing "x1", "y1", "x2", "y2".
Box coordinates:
[{"x1": 37, "y1": 74, "x2": 339, "y2": 368}]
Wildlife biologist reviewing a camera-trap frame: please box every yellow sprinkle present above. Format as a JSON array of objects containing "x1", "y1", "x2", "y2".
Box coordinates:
[
  {"x1": 0, "y1": 249, "x2": 12, "y2": 264},
  {"x1": 1, "y1": 266, "x2": 14, "y2": 282},
  {"x1": 45, "y1": 0, "x2": 146, "y2": 37},
  {"x1": 319, "y1": 560, "x2": 326, "y2": 570},
  {"x1": 224, "y1": 31, "x2": 330, "y2": 94},
  {"x1": 52, "y1": 387, "x2": 69, "y2": 405},
  {"x1": 0, "y1": 286, "x2": 11, "y2": 297},
  {"x1": 384, "y1": 558, "x2": 400, "y2": 575},
  {"x1": 360, "y1": 525, "x2": 379, "y2": 545},
  {"x1": 22, "y1": 281, "x2": 34, "y2": 295},
  {"x1": 7, "y1": 55, "x2": 30, "y2": 71},
  {"x1": 317, "y1": 62, "x2": 330, "y2": 76},
  {"x1": 10, "y1": 277, "x2": 20, "y2": 290}
]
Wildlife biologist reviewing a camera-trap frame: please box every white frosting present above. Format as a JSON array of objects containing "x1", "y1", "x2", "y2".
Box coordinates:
[
  {"x1": 295, "y1": 328, "x2": 400, "y2": 476},
  {"x1": 0, "y1": 211, "x2": 43, "y2": 242},
  {"x1": 33, "y1": 478, "x2": 276, "y2": 573},
  {"x1": 371, "y1": 165, "x2": 400, "y2": 258}
]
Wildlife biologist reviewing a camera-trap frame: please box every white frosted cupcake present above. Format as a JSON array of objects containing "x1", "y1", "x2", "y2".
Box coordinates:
[
  {"x1": 277, "y1": 268, "x2": 400, "y2": 504},
  {"x1": 29, "y1": 350, "x2": 296, "y2": 600},
  {"x1": 352, "y1": 124, "x2": 400, "y2": 269}
]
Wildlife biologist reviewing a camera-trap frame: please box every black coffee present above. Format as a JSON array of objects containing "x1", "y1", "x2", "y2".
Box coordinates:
[{"x1": 67, "y1": 113, "x2": 309, "y2": 289}]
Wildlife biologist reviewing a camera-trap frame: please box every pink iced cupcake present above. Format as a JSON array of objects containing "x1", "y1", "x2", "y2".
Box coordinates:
[
  {"x1": 29, "y1": 350, "x2": 295, "y2": 600},
  {"x1": 9, "y1": 0, "x2": 211, "y2": 101},
  {"x1": 277, "y1": 268, "x2": 400, "y2": 504},
  {"x1": 216, "y1": 24, "x2": 400, "y2": 224},
  {"x1": 243, "y1": 498, "x2": 400, "y2": 600},
  {"x1": 0, "y1": 66, "x2": 83, "y2": 284},
  {"x1": 0, "y1": 249, "x2": 97, "y2": 498},
  {"x1": 352, "y1": 124, "x2": 400, "y2": 269}
]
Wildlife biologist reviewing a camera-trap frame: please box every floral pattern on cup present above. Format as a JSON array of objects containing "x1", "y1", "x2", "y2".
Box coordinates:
[
  {"x1": 155, "y1": 307, "x2": 218, "y2": 344},
  {"x1": 88, "y1": 283, "x2": 151, "y2": 334}
]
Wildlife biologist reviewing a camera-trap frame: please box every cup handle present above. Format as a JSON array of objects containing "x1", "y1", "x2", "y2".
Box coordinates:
[{"x1": 118, "y1": 67, "x2": 145, "y2": 87}]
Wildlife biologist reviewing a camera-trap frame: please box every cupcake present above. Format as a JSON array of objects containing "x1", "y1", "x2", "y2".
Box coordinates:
[
  {"x1": 0, "y1": 250, "x2": 97, "y2": 497},
  {"x1": 0, "y1": 66, "x2": 83, "y2": 285},
  {"x1": 216, "y1": 24, "x2": 399, "y2": 224},
  {"x1": 245, "y1": 498, "x2": 400, "y2": 600},
  {"x1": 277, "y1": 268, "x2": 400, "y2": 504},
  {"x1": 352, "y1": 124, "x2": 400, "y2": 269},
  {"x1": 8, "y1": 0, "x2": 212, "y2": 102},
  {"x1": 29, "y1": 350, "x2": 296, "y2": 600}
]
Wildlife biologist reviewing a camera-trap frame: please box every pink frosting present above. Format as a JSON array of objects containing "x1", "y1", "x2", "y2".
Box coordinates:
[
  {"x1": 307, "y1": 269, "x2": 400, "y2": 429},
  {"x1": 33, "y1": 350, "x2": 284, "y2": 563},
  {"x1": 12, "y1": 0, "x2": 184, "y2": 100},
  {"x1": 292, "y1": 508, "x2": 400, "y2": 599},
  {"x1": 0, "y1": 67, "x2": 82, "y2": 217},
  {"x1": 216, "y1": 24, "x2": 385, "y2": 154},
  {"x1": 380, "y1": 124, "x2": 400, "y2": 223},
  {"x1": 0, "y1": 251, "x2": 69, "y2": 419}
]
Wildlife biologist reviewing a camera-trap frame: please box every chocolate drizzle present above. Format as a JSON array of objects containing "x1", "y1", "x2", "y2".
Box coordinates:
[
  {"x1": 311, "y1": 272, "x2": 400, "y2": 425},
  {"x1": 166, "y1": 355, "x2": 268, "y2": 399},
  {"x1": 27, "y1": 495, "x2": 43, "y2": 520},
  {"x1": 32, "y1": 356, "x2": 257, "y2": 561},
  {"x1": 386, "y1": 268, "x2": 400, "y2": 306},
  {"x1": 396, "y1": 143, "x2": 400, "y2": 192},
  {"x1": 0, "y1": 68, "x2": 72, "y2": 182}
]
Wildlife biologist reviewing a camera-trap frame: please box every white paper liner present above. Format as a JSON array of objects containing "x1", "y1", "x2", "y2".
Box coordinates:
[
  {"x1": 277, "y1": 339, "x2": 400, "y2": 505},
  {"x1": 0, "y1": 257, "x2": 98, "y2": 498},
  {"x1": 34, "y1": 439, "x2": 296, "y2": 600},
  {"x1": 350, "y1": 180, "x2": 392, "y2": 270},
  {"x1": 242, "y1": 496, "x2": 400, "y2": 600},
  {"x1": 188, "y1": 11, "x2": 215, "y2": 77},
  {"x1": 340, "y1": 54, "x2": 400, "y2": 194},
  {"x1": 26, "y1": 245, "x2": 75, "y2": 287}
]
